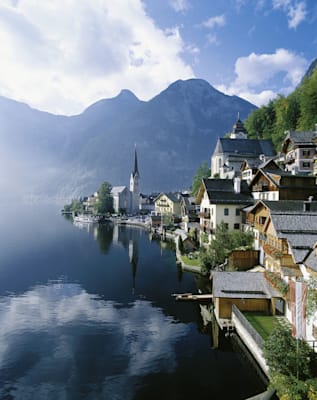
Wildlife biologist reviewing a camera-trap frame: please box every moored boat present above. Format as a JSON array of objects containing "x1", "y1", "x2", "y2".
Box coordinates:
[{"x1": 73, "y1": 214, "x2": 100, "y2": 223}]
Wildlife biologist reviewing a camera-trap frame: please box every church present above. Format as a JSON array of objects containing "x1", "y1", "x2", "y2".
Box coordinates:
[{"x1": 111, "y1": 147, "x2": 140, "y2": 214}]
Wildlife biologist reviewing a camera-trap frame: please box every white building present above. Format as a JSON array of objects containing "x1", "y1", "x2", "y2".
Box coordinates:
[{"x1": 196, "y1": 177, "x2": 253, "y2": 243}]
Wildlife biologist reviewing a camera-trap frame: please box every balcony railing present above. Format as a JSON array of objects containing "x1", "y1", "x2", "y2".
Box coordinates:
[
  {"x1": 252, "y1": 184, "x2": 269, "y2": 192},
  {"x1": 199, "y1": 212, "x2": 211, "y2": 219}
]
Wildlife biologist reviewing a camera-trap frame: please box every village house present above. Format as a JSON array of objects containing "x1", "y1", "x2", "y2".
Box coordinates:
[
  {"x1": 248, "y1": 160, "x2": 317, "y2": 201},
  {"x1": 196, "y1": 177, "x2": 254, "y2": 243},
  {"x1": 154, "y1": 192, "x2": 182, "y2": 217},
  {"x1": 281, "y1": 127, "x2": 317, "y2": 175},
  {"x1": 243, "y1": 199, "x2": 317, "y2": 343},
  {"x1": 211, "y1": 117, "x2": 275, "y2": 179},
  {"x1": 82, "y1": 192, "x2": 99, "y2": 212}
]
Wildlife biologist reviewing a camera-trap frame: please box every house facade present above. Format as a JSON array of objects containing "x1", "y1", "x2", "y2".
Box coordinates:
[
  {"x1": 154, "y1": 192, "x2": 182, "y2": 217},
  {"x1": 281, "y1": 128, "x2": 317, "y2": 174},
  {"x1": 243, "y1": 199, "x2": 317, "y2": 343},
  {"x1": 249, "y1": 162, "x2": 317, "y2": 201},
  {"x1": 111, "y1": 186, "x2": 130, "y2": 213},
  {"x1": 196, "y1": 177, "x2": 253, "y2": 242}
]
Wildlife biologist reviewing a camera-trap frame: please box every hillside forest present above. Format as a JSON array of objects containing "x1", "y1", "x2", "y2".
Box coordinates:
[{"x1": 245, "y1": 67, "x2": 317, "y2": 151}]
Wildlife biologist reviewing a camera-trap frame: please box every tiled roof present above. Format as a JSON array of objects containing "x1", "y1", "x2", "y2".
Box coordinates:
[
  {"x1": 212, "y1": 271, "x2": 281, "y2": 299},
  {"x1": 271, "y1": 213, "x2": 317, "y2": 233},
  {"x1": 111, "y1": 186, "x2": 128, "y2": 195},
  {"x1": 155, "y1": 192, "x2": 181, "y2": 203},
  {"x1": 285, "y1": 130, "x2": 316, "y2": 144},
  {"x1": 262, "y1": 200, "x2": 317, "y2": 213},
  {"x1": 218, "y1": 138, "x2": 275, "y2": 156},
  {"x1": 304, "y1": 250, "x2": 317, "y2": 272},
  {"x1": 202, "y1": 178, "x2": 254, "y2": 204},
  {"x1": 270, "y1": 213, "x2": 317, "y2": 263}
]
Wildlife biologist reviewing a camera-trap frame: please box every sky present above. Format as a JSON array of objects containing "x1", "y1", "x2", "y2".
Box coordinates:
[{"x1": 0, "y1": 0, "x2": 316, "y2": 115}]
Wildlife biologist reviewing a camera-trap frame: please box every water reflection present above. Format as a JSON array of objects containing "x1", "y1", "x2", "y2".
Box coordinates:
[
  {"x1": 0, "y1": 282, "x2": 189, "y2": 399},
  {"x1": 0, "y1": 206, "x2": 268, "y2": 400}
]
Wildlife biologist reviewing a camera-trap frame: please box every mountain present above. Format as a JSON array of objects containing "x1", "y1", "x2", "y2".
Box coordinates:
[{"x1": 0, "y1": 79, "x2": 256, "y2": 202}]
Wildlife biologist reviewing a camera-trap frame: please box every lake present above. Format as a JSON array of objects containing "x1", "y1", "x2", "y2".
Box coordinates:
[{"x1": 0, "y1": 204, "x2": 266, "y2": 399}]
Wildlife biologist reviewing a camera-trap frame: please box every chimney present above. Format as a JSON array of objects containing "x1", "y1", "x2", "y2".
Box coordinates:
[
  {"x1": 303, "y1": 196, "x2": 313, "y2": 211},
  {"x1": 234, "y1": 177, "x2": 241, "y2": 193}
]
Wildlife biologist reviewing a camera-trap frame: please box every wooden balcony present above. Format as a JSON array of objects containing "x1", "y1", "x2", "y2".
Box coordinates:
[{"x1": 252, "y1": 184, "x2": 269, "y2": 192}]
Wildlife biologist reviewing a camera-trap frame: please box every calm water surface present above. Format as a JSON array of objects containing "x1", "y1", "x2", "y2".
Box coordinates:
[{"x1": 0, "y1": 204, "x2": 266, "y2": 399}]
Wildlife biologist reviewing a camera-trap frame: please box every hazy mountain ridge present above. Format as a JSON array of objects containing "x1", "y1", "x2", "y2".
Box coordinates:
[{"x1": 0, "y1": 79, "x2": 257, "y2": 201}]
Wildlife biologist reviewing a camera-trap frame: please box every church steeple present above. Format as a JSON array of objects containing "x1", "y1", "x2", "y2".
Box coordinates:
[
  {"x1": 130, "y1": 145, "x2": 140, "y2": 214},
  {"x1": 132, "y1": 145, "x2": 139, "y2": 178},
  {"x1": 230, "y1": 113, "x2": 247, "y2": 139}
]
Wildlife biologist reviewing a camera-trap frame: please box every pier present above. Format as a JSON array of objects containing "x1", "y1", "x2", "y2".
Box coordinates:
[{"x1": 172, "y1": 293, "x2": 213, "y2": 302}]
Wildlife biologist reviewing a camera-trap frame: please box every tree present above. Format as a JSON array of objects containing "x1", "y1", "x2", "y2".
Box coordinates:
[
  {"x1": 199, "y1": 222, "x2": 253, "y2": 271},
  {"x1": 64, "y1": 199, "x2": 83, "y2": 212},
  {"x1": 96, "y1": 181, "x2": 113, "y2": 214},
  {"x1": 263, "y1": 326, "x2": 312, "y2": 380},
  {"x1": 263, "y1": 325, "x2": 317, "y2": 399},
  {"x1": 298, "y1": 69, "x2": 317, "y2": 130},
  {"x1": 191, "y1": 161, "x2": 211, "y2": 197}
]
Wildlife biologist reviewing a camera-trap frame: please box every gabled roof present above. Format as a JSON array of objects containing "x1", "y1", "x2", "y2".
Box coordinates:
[
  {"x1": 215, "y1": 138, "x2": 275, "y2": 157},
  {"x1": 212, "y1": 271, "x2": 281, "y2": 299},
  {"x1": 282, "y1": 130, "x2": 317, "y2": 153},
  {"x1": 262, "y1": 200, "x2": 317, "y2": 213},
  {"x1": 154, "y1": 192, "x2": 181, "y2": 203},
  {"x1": 304, "y1": 248, "x2": 317, "y2": 272},
  {"x1": 196, "y1": 178, "x2": 253, "y2": 204},
  {"x1": 269, "y1": 212, "x2": 317, "y2": 263},
  {"x1": 249, "y1": 164, "x2": 316, "y2": 189},
  {"x1": 111, "y1": 186, "x2": 128, "y2": 195},
  {"x1": 285, "y1": 130, "x2": 316, "y2": 144}
]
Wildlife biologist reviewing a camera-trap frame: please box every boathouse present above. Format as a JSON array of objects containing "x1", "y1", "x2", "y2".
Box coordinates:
[{"x1": 211, "y1": 271, "x2": 282, "y2": 322}]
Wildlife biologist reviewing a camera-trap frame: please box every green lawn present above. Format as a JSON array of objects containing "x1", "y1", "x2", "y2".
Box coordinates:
[
  {"x1": 180, "y1": 255, "x2": 200, "y2": 266},
  {"x1": 243, "y1": 313, "x2": 280, "y2": 340}
]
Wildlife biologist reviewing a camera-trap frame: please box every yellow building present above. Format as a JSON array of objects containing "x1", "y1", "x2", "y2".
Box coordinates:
[{"x1": 154, "y1": 192, "x2": 182, "y2": 217}]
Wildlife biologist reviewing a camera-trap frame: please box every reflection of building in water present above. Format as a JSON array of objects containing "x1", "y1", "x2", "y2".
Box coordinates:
[
  {"x1": 129, "y1": 239, "x2": 139, "y2": 294},
  {"x1": 113, "y1": 225, "x2": 140, "y2": 293}
]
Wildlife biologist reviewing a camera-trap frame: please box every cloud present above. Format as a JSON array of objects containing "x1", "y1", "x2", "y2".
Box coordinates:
[
  {"x1": 169, "y1": 0, "x2": 190, "y2": 12},
  {"x1": 0, "y1": 1, "x2": 194, "y2": 115},
  {"x1": 0, "y1": 283, "x2": 188, "y2": 399},
  {"x1": 272, "y1": 0, "x2": 307, "y2": 28},
  {"x1": 201, "y1": 14, "x2": 226, "y2": 29},
  {"x1": 200, "y1": 14, "x2": 225, "y2": 47},
  {"x1": 216, "y1": 48, "x2": 307, "y2": 106}
]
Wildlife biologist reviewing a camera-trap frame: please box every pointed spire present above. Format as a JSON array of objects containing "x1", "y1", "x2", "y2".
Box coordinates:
[{"x1": 132, "y1": 144, "x2": 139, "y2": 177}]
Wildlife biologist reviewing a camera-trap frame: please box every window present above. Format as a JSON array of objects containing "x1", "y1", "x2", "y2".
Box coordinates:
[
  {"x1": 259, "y1": 216, "x2": 266, "y2": 225},
  {"x1": 303, "y1": 162, "x2": 310, "y2": 168},
  {"x1": 302, "y1": 150, "x2": 310, "y2": 157},
  {"x1": 224, "y1": 208, "x2": 229, "y2": 216},
  {"x1": 235, "y1": 208, "x2": 240, "y2": 216},
  {"x1": 224, "y1": 223, "x2": 229, "y2": 229},
  {"x1": 234, "y1": 223, "x2": 240, "y2": 230}
]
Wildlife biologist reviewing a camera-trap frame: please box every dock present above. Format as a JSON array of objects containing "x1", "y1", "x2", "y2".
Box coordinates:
[{"x1": 172, "y1": 293, "x2": 213, "y2": 302}]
